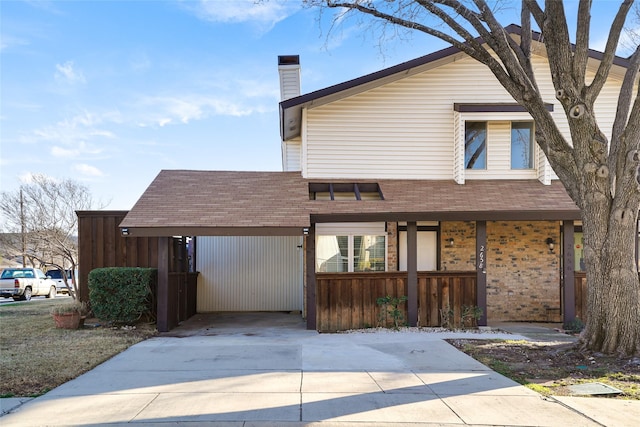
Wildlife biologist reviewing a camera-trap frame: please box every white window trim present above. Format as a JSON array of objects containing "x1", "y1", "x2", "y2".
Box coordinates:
[{"x1": 455, "y1": 111, "x2": 542, "y2": 182}]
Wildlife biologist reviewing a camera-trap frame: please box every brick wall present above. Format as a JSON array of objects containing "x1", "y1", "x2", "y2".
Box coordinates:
[
  {"x1": 380, "y1": 219, "x2": 562, "y2": 322},
  {"x1": 386, "y1": 222, "x2": 398, "y2": 271},
  {"x1": 486, "y1": 221, "x2": 561, "y2": 322},
  {"x1": 441, "y1": 221, "x2": 476, "y2": 271}
]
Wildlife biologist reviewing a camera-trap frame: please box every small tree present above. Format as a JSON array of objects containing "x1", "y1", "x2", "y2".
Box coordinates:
[
  {"x1": 310, "y1": 0, "x2": 640, "y2": 355},
  {"x1": 0, "y1": 175, "x2": 104, "y2": 298}
]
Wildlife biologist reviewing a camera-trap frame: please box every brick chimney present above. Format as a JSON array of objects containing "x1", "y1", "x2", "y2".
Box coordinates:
[{"x1": 278, "y1": 55, "x2": 300, "y2": 101}]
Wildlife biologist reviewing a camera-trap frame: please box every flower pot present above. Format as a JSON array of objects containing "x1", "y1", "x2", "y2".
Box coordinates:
[{"x1": 53, "y1": 312, "x2": 81, "y2": 329}]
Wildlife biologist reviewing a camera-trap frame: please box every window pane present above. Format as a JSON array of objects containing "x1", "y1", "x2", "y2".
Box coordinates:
[
  {"x1": 511, "y1": 122, "x2": 534, "y2": 169},
  {"x1": 316, "y1": 236, "x2": 348, "y2": 272},
  {"x1": 465, "y1": 122, "x2": 487, "y2": 169},
  {"x1": 574, "y1": 232, "x2": 585, "y2": 271},
  {"x1": 353, "y1": 235, "x2": 386, "y2": 272}
]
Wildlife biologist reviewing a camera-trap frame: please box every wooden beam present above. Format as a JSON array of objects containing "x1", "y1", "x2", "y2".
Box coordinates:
[
  {"x1": 354, "y1": 183, "x2": 361, "y2": 200},
  {"x1": 157, "y1": 237, "x2": 170, "y2": 332},
  {"x1": 476, "y1": 221, "x2": 487, "y2": 326},
  {"x1": 563, "y1": 221, "x2": 576, "y2": 325},
  {"x1": 407, "y1": 221, "x2": 418, "y2": 327}
]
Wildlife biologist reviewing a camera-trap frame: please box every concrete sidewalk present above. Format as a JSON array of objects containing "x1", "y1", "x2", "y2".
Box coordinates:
[{"x1": 1, "y1": 316, "x2": 638, "y2": 426}]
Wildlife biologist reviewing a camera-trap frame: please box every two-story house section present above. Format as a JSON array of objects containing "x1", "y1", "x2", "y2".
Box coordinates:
[{"x1": 118, "y1": 25, "x2": 635, "y2": 332}]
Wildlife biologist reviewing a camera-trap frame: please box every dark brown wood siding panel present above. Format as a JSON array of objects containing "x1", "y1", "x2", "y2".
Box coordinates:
[{"x1": 77, "y1": 211, "x2": 160, "y2": 301}]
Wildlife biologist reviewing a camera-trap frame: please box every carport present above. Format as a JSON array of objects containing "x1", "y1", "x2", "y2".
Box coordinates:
[{"x1": 118, "y1": 170, "x2": 311, "y2": 332}]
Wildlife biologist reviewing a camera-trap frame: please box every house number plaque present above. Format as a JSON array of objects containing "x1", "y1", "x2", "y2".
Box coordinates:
[{"x1": 478, "y1": 245, "x2": 486, "y2": 274}]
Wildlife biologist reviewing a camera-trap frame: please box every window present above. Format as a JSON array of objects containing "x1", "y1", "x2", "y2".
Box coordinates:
[
  {"x1": 511, "y1": 122, "x2": 534, "y2": 169},
  {"x1": 465, "y1": 121, "x2": 487, "y2": 169},
  {"x1": 574, "y1": 232, "x2": 585, "y2": 271},
  {"x1": 316, "y1": 235, "x2": 386, "y2": 272},
  {"x1": 354, "y1": 235, "x2": 386, "y2": 271}
]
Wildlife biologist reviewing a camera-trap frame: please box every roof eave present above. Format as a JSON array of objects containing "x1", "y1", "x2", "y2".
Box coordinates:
[{"x1": 119, "y1": 226, "x2": 308, "y2": 238}]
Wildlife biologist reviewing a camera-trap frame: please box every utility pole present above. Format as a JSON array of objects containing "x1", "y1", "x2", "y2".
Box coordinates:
[{"x1": 20, "y1": 188, "x2": 26, "y2": 267}]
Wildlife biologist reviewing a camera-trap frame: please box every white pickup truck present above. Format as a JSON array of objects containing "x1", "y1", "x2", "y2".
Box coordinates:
[{"x1": 0, "y1": 268, "x2": 58, "y2": 301}]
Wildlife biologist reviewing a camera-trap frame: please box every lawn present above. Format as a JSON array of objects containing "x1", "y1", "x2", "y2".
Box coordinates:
[
  {"x1": 0, "y1": 298, "x2": 157, "y2": 397},
  {"x1": 448, "y1": 338, "x2": 640, "y2": 400}
]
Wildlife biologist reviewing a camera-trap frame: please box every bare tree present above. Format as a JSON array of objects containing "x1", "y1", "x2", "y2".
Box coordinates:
[
  {"x1": 309, "y1": 0, "x2": 640, "y2": 355},
  {"x1": 0, "y1": 175, "x2": 103, "y2": 298}
]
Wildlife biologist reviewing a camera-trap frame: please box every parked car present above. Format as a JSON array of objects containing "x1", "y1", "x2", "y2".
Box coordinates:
[
  {"x1": 46, "y1": 269, "x2": 77, "y2": 295},
  {"x1": 0, "y1": 268, "x2": 58, "y2": 300}
]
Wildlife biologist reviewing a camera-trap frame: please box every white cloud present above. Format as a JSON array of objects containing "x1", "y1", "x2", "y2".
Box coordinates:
[
  {"x1": 0, "y1": 34, "x2": 29, "y2": 52},
  {"x1": 51, "y1": 145, "x2": 80, "y2": 157},
  {"x1": 181, "y1": 0, "x2": 299, "y2": 31},
  {"x1": 74, "y1": 163, "x2": 104, "y2": 177},
  {"x1": 55, "y1": 61, "x2": 86, "y2": 84},
  {"x1": 20, "y1": 111, "x2": 115, "y2": 170},
  {"x1": 137, "y1": 93, "x2": 269, "y2": 127}
]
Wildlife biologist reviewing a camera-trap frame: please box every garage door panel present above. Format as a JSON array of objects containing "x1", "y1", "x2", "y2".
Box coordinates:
[{"x1": 196, "y1": 236, "x2": 303, "y2": 311}]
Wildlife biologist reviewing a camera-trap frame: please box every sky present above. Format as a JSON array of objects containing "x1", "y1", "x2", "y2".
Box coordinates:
[{"x1": 0, "y1": 0, "x2": 635, "y2": 211}]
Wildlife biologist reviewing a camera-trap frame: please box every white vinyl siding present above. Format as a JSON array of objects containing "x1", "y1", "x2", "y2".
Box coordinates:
[
  {"x1": 196, "y1": 236, "x2": 303, "y2": 312},
  {"x1": 302, "y1": 54, "x2": 625, "y2": 181},
  {"x1": 282, "y1": 138, "x2": 301, "y2": 171},
  {"x1": 278, "y1": 64, "x2": 301, "y2": 100}
]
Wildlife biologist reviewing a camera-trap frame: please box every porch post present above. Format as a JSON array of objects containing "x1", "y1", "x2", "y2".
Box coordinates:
[
  {"x1": 407, "y1": 221, "x2": 418, "y2": 327},
  {"x1": 157, "y1": 236, "x2": 170, "y2": 333},
  {"x1": 306, "y1": 225, "x2": 317, "y2": 330},
  {"x1": 562, "y1": 221, "x2": 576, "y2": 325},
  {"x1": 636, "y1": 220, "x2": 639, "y2": 270},
  {"x1": 476, "y1": 221, "x2": 487, "y2": 326}
]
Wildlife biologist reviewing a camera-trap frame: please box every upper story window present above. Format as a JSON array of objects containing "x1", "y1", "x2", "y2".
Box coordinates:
[
  {"x1": 454, "y1": 103, "x2": 553, "y2": 184},
  {"x1": 465, "y1": 121, "x2": 487, "y2": 169},
  {"x1": 511, "y1": 122, "x2": 534, "y2": 169}
]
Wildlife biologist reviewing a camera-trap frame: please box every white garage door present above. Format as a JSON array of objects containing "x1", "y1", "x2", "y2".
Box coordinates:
[{"x1": 196, "y1": 236, "x2": 303, "y2": 312}]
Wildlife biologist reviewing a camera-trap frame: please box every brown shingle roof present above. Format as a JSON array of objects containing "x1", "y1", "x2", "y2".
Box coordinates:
[
  {"x1": 120, "y1": 170, "x2": 311, "y2": 236},
  {"x1": 120, "y1": 170, "x2": 579, "y2": 236},
  {"x1": 310, "y1": 179, "x2": 580, "y2": 222}
]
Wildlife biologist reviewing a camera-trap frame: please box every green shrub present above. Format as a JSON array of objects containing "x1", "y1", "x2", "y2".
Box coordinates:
[{"x1": 88, "y1": 267, "x2": 157, "y2": 324}]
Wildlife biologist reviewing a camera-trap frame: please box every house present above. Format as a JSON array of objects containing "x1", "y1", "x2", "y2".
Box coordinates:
[{"x1": 80, "y1": 25, "x2": 637, "y2": 332}]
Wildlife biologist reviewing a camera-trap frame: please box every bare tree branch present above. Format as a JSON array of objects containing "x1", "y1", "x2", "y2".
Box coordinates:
[
  {"x1": 573, "y1": 0, "x2": 592, "y2": 86},
  {"x1": 587, "y1": 0, "x2": 634, "y2": 102}
]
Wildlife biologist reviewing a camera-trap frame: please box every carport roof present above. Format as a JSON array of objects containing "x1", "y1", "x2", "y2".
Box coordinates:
[
  {"x1": 120, "y1": 170, "x2": 580, "y2": 236},
  {"x1": 119, "y1": 170, "x2": 311, "y2": 236}
]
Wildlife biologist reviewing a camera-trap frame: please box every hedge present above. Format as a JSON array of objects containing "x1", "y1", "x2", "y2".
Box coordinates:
[{"x1": 88, "y1": 267, "x2": 157, "y2": 324}]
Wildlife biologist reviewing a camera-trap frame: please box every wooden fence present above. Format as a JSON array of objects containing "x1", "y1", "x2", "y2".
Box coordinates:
[
  {"x1": 77, "y1": 211, "x2": 197, "y2": 327},
  {"x1": 77, "y1": 211, "x2": 158, "y2": 301},
  {"x1": 316, "y1": 271, "x2": 477, "y2": 332}
]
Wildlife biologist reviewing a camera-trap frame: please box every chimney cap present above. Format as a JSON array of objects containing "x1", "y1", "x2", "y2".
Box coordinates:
[{"x1": 278, "y1": 55, "x2": 300, "y2": 66}]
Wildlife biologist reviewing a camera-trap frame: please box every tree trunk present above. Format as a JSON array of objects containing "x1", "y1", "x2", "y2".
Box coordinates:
[{"x1": 581, "y1": 204, "x2": 640, "y2": 355}]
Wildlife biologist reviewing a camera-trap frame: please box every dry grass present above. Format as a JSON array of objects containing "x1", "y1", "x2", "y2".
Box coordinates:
[
  {"x1": 0, "y1": 297, "x2": 157, "y2": 397},
  {"x1": 448, "y1": 339, "x2": 640, "y2": 400}
]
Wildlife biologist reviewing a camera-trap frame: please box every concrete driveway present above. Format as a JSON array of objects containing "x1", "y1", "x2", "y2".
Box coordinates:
[{"x1": 1, "y1": 312, "x2": 638, "y2": 426}]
